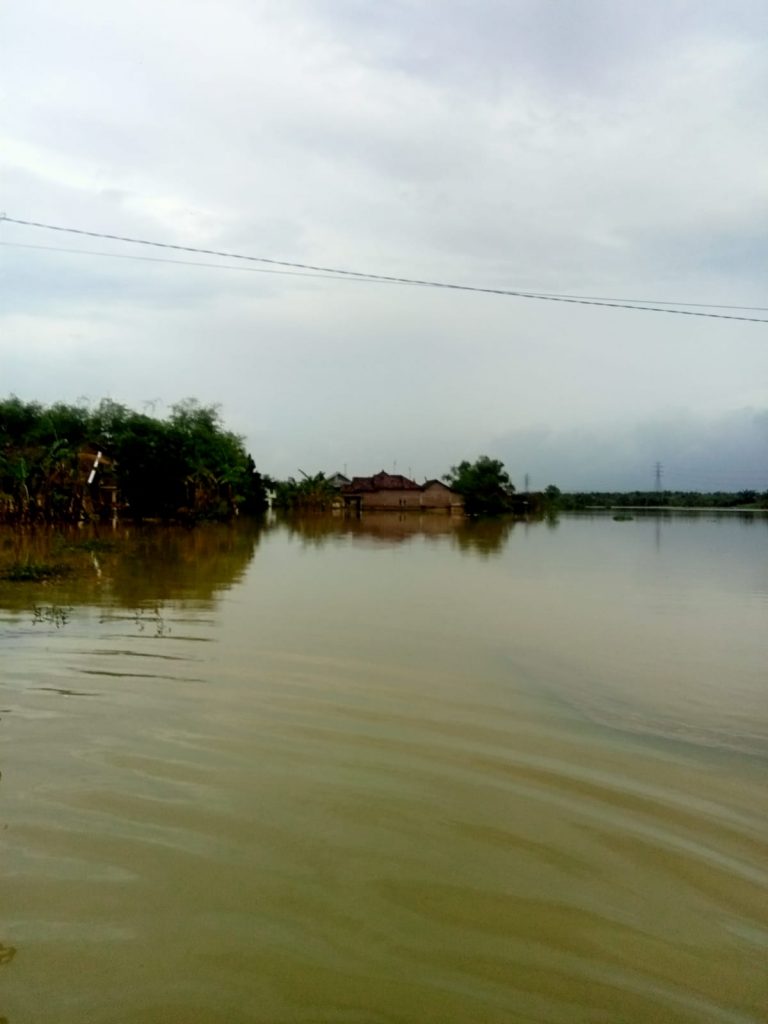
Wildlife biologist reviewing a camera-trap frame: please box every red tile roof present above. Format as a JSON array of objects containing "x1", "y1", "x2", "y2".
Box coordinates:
[{"x1": 343, "y1": 471, "x2": 422, "y2": 493}]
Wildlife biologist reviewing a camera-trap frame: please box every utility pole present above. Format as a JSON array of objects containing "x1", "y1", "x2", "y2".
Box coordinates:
[
  {"x1": 654, "y1": 462, "x2": 663, "y2": 493},
  {"x1": 524, "y1": 472, "x2": 530, "y2": 493}
]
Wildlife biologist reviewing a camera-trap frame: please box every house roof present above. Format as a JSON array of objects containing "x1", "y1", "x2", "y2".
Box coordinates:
[
  {"x1": 327, "y1": 471, "x2": 351, "y2": 489},
  {"x1": 77, "y1": 446, "x2": 116, "y2": 469},
  {"x1": 342, "y1": 472, "x2": 458, "y2": 495},
  {"x1": 343, "y1": 470, "x2": 421, "y2": 493}
]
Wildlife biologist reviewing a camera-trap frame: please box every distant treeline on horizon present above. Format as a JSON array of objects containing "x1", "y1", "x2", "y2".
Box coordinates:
[{"x1": 555, "y1": 489, "x2": 767, "y2": 510}]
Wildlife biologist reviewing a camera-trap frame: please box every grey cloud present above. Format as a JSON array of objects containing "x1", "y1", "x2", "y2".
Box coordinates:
[
  {"x1": 494, "y1": 409, "x2": 768, "y2": 491},
  {"x1": 294, "y1": 0, "x2": 768, "y2": 95},
  {"x1": 1, "y1": 0, "x2": 767, "y2": 485}
]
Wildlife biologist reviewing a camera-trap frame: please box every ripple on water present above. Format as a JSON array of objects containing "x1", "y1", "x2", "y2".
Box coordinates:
[{"x1": 1, "y1": 531, "x2": 766, "y2": 1023}]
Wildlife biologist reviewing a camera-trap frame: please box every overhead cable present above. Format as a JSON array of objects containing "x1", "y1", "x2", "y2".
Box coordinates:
[
  {"x1": 0, "y1": 241, "x2": 413, "y2": 286},
  {"x1": 2, "y1": 214, "x2": 766, "y2": 323}
]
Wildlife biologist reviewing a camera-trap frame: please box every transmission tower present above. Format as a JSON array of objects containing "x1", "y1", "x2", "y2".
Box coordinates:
[{"x1": 654, "y1": 461, "x2": 663, "y2": 492}]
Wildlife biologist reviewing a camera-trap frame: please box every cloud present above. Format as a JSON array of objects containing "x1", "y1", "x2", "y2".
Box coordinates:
[
  {"x1": 493, "y1": 408, "x2": 768, "y2": 490},
  {"x1": 1, "y1": 1, "x2": 766, "y2": 483}
]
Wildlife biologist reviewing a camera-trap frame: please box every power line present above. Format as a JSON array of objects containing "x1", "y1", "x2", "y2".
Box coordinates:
[
  {"x1": 0, "y1": 241, "x2": 418, "y2": 287},
  {"x1": 8, "y1": 238, "x2": 767, "y2": 311},
  {"x1": 2, "y1": 214, "x2": 767, "y2": 323},
  {"x1": 501, "y1": 290, "x2": 768, "y2": 313}
]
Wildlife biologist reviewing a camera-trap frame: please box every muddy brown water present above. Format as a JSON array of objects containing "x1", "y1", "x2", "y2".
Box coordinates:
[{"x1": 1, "y1": 513, "x2": 766, "y2": 1023}]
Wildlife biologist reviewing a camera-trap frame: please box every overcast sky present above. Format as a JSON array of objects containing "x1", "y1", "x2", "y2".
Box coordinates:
[{"x1": 1, "y1": 0, "x2": 766, "y2": 489}]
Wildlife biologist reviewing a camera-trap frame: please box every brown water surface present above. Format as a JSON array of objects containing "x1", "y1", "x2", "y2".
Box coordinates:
[{"x1": 1, "y1": 513, "x2": 766, "y2": 1023}]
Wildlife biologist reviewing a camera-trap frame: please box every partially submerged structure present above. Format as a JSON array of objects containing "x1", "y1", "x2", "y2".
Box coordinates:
[
  {"x1": 341, "y1": 471, "x2": 463, "y2": 514},
  {"x1": 78, "y1": 445, "x2": 118, "y2": 520}
]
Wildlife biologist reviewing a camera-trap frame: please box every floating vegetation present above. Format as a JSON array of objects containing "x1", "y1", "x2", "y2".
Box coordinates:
[
  {"x1": 32, "y1": 604, "x2": 73, "y2": 628},
  {"x1": 1, "y1": 560, "x2": 72, "y2": 582}
]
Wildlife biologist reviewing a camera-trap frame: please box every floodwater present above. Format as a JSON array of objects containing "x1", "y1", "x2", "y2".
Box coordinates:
[{"x1": 0, "y1": 512, "x2": 766, "y2": 1024}]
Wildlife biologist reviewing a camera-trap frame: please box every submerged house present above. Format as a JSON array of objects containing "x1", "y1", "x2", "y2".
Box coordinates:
[
  {"x1": 327, "y1": 471, "x2": 351, "y2": 490},
  {"x1": 421, "y1": 478, "x2": 462, "y2": 511},
  {"x1": 341, "y1": 471, "x2": 463, "y2": 514}
]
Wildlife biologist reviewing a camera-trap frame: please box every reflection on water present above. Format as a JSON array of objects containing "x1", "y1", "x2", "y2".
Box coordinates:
[
  {"x1": 280, "y1": 510, "x2": 519, "y2": 555},
  {"x1": 0, "y1": 513, "x2": 767, "y2": 1023},
  {"x1": 0, "y1": 521, "x2": 262, "y2": 613}
]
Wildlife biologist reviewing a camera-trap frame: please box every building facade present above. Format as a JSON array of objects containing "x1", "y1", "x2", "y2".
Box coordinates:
[{"x1": 341, "y1": 472, "x2": 463, "y2": 513}]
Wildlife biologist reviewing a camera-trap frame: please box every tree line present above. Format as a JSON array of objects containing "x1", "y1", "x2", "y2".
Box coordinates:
[
  {"x1": 0, "y1": 397, "x2": 267, "y2": 524},
  {"x1": 3, "y1": 396, "x2": 763, "y2": 524},
  {"x1": 551, "y1": 489, "x2": 768, "y2": 510},
  {"x1": 273, "y1": 461, "x2": 767, "y2": 516},
  {"x1": 273, "y1": 457, "x2": 545, "y2": 516}
]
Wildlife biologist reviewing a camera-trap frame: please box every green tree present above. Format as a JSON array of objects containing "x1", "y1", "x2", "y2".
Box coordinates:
[
  {"x1": 272, "y1": 471, "x2": 337, "y2": 513},
  {"x1": 443, "y1": 456, "x2": 515, "y2": 516},
  {"x1": 543, "y1": 484, "x2": 561, "y2": 509},
  {"x1": 0, "y1": 395, "x2": 267, "y2": 523}
]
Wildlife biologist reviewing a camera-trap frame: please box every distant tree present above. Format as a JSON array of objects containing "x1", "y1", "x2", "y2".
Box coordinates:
[
  {"x1": 443, "y1": 456, "x2": 515, "y2": 516},
  {"x1": 543, "y1": 484, "x2": 561, "y2": 508},
  {"x1": 555, "y1": 489, "x2": 767, "y2": 511}
]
